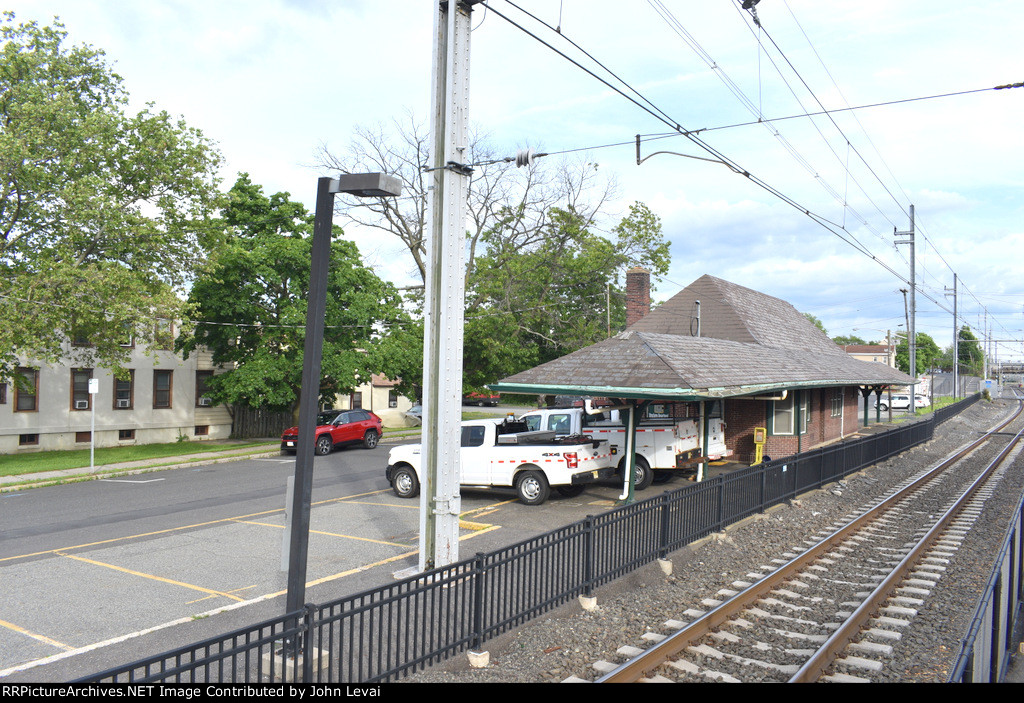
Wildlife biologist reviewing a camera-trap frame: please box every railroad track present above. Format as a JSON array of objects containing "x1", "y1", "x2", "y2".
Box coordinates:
[{"x1": 584, "y1": 392, "x2": 1024, "y2": 684}]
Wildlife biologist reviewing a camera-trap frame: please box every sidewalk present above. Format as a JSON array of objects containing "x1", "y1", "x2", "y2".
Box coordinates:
[{"x1": 0, "y1": 428, "x2": 424, "y2": 492}]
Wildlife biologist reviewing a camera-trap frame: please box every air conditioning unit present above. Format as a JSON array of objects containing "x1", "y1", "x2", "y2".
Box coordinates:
[
  {"x1": 117, "y1": 399, "x2": 130, "y2": 408},
  {"x1": 75, "y1": 400, "x2": 89, "y2": 410},
  {"x1": 198, "y1": 397, "x2": 212, "y2": 407}
]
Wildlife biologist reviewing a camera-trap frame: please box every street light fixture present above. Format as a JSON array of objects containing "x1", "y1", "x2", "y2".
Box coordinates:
[{"x1": 285, "y1": 173, "x2": 401, "y2": 618}]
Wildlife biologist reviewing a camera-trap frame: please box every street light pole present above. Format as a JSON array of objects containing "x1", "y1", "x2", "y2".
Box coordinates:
[{"x1": 285, "y1": 173, "x2": 401, "y2": 618}]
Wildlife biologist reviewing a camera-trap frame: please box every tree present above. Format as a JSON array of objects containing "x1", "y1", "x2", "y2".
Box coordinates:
[
  {"x1": 314, "y1": 112, "x2": 619, "y2": 288},
  {"x1": 314, "y1": 114, "x2": 673, "y2": 389},
  {"x1": 832, "y1": 335, "x2": 867, "y2": 346},
  {"x1": 956, "y1": 325, "x2": 984, "y2": 376},
  {"x1": 177, "y1": 175, "x2": 416, "y2": 418},
  {"x1": 804, "y1": 314, "x2": 827, "y2": 336},
  {"x1": 462, "y1": 203, "x2": 670, "y2": 387},
  {"x1": 895, "y1": 332, "x2": 941, "y2": 376},
  {"x1": 0, "y1": 14, "x2": 222, "y2": 381}
]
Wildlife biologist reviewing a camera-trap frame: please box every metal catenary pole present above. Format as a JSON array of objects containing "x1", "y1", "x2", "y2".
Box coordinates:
[
  {"x1": 897, "y1": 205, "x2": 916, "y2": 408},
  {"x1": 420, "y1": 0, "x2": 474, "y2": 571}
]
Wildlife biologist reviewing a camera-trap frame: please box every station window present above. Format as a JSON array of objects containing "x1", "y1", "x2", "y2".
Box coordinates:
[{"x1": 769, "y1": 393, "x2": 808, "y2": 436}]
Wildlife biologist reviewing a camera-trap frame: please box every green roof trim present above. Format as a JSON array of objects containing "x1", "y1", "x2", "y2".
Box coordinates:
[{"x1": 489, "y1": 377, "x2": 906, "y2": 402}]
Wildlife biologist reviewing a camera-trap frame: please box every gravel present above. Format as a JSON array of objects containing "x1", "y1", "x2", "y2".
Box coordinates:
[{"x1": 402, "y1": 396, "x2": 1024, "y2": 683}]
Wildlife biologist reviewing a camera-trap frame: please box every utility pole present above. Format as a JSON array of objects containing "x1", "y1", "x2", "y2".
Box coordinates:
[
  {"x1": 418, "y1": 0, "x2": 475, "y2": 573},
  {"x1": 946, "y1": 274, "x2": 958, "y2": 399},
  {"x1": 896, "y1": 205, "x2": 916, "y2": 408}
]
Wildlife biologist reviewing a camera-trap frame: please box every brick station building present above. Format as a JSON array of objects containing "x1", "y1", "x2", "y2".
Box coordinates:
[{"x1": 493, "y1": 272, "x2": 915, "y2": 468}]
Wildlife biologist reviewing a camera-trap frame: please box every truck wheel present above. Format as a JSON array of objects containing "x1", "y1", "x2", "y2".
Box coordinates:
[
  {"x1": 620, "y1": 456, "x2": 653, "y2": 490},
  {"x1": 315, "y1": 435, "x2": 333, "y2": 455},
  {"x1": 391, "y1": 466, "x2": 419, "y2": 498},
  {"x1": 879, "y1": 403, "x2": 889, "y2": 411},
  {"x1": 556, "y1": 485, "x2": 585, "y2": 498},
  {"x1": 515, "y1": 470, "x2": 550, "y2": 506},
  {"x1": 363, "y1": 430, "x2": 379, "y2": 449}
]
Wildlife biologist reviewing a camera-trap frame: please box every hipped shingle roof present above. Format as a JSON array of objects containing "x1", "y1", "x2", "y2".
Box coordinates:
[{"x1": 491, "y1": 275, "x2": 915, "y2": 400}]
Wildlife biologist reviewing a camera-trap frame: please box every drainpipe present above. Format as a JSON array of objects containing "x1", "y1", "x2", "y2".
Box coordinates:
[
  {"x1": 699, "y1": 400, "x2": 709, "y2": 482},
  {"x1": 796, "y1": 389, "x2": 802, "y2": 455},
  {"x1": 618, "y1": 402, "x2": 637, "y2": 503}
]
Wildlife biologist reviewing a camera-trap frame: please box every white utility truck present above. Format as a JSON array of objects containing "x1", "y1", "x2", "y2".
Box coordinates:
[
  {"x1": 385, "y1": 417, "x2": 618, "y2": 505},
  {"x1": 519, "y1": 403, "x2": 731, "y2": 483}
]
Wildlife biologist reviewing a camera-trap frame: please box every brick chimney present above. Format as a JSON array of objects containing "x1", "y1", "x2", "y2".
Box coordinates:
[{"x1": 625, "y1": 267, "x2": 651, "y2": 327}]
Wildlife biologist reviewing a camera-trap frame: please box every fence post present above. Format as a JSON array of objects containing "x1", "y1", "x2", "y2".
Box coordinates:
[
  {"x1": 471, "y1": 553, "x2": 485, "y2": 651},
  {"x1": 583, "y1": 515, "x2": 595, "y2": 597},
  {"x1": 716, "y1": 476, "x2": 726, "y2": 531},
  {"x1": 658, "y1": 493, "x2": 670, "y2": 559},
  {"x1": 302, "y1": 603, "x2": 316, "y2": 682}
]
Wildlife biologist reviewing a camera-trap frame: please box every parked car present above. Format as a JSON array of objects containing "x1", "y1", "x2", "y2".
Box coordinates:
[
  {"x1": 462, "y1": 392, "x2": 500, "y2": 407},
  {"x1": 875, "y1": 394, "x2": 929, "y2": 411},
  {"x1": 280, "y1": 408, "x2": 383, "y2": 455},
  {"x1": 405, "y1": 404, "x2": 423, "y2": 425}
]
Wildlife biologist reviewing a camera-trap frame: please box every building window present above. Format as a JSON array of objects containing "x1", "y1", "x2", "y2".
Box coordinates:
[
  {"x1": 195, "y1": 370, "x2": 214, "y2": 407},
  {"x1": 0, "y1": 382, "x2": 5, "y2": 404},
  {"x1": 15, "y1": 367, "x2": 39, "y2": 412},
  {"x1": 350, "y1": 392, "x2": 362, "y2": 410},
  {"x1": 75, "y1": 431, "x2": 92, "y2": 443},
  {"x1": 770, "y1": 393, "x2": 809, "y2": 436},
  {"x1": 19, "y1": 434, "x2": 39, "y2": 446},
  {"x1": 194, "y1": 425, "x2": 209, "y2": 436},
  {"x1": 830, "y1": 389, "x2": 843, "y2": 417},
  {"x1": 118, "y1": 429, "x2": 135, "y2": 441},
  {"x1": 155, "y1": 319, "x2": 175, "y2": 350},
  {"x1": 153, "y1": 370, "x2": 173, "y2": 409},
  {"x1": 114, "y1": 370, "x2": 134, "y2": 410},
  {"x1": 388, "y1": 390, "x2": 398, "y2": 408},
  {"x1": 71, "y1": 368, "x2": 93, "y2": 411}
]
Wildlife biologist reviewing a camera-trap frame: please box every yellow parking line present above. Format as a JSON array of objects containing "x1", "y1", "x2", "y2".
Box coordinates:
[
  {"x1": 187, "y1": 585, "x2": 258, "y2": 606},
  {"x1": 56, "y1": 552, "x2": 246, "y2": 603},
  {"x1": 230, "y1": 519, "x2": 414, "y2": 548},
  {"x1": 0, "y1": 489, "x2": 396, "y2": 565},
  {"x1": 0, "y1": 618, "x2": 74, "y2": 651}
]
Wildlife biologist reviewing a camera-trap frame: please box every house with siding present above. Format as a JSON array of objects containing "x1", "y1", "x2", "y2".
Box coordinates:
[{"x1": 492, "y1": 272, "x2": 915, "y2": 468}]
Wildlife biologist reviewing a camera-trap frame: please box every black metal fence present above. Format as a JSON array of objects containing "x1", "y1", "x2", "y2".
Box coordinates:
[
  {"x1": 949, "y1": 441, "x2": 1024, "y2": 682},
  {"x1": 81, "y1": 394, "x2": 980, "y2": 684}
]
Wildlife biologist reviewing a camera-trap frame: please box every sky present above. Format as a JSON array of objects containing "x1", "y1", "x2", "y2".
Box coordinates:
[{"x1": 7, "y1": 0, "x2": 1024, "y2": 363}]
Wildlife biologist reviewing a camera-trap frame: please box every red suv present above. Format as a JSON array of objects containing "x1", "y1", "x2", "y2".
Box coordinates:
[{"x1": 280, "y1": 409, "x2": 383, "y2": 455}]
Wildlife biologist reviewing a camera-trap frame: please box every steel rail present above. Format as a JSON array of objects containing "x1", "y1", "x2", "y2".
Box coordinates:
[
  {"x1": 790, "y1": 413, "x2": 1024, "y2": 681},
  {"x1": 596, "y1": 396, "x2": 1024, "y2": 683}
]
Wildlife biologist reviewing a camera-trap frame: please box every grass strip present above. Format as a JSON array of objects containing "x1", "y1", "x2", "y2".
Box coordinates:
[{"x1": 0, "y1": 441, "x2": 276, "y2": 477}]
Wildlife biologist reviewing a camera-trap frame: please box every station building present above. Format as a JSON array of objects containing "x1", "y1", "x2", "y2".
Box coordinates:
[{"x1": 493, "y1": 272, "x2": 915, "y2": 467}]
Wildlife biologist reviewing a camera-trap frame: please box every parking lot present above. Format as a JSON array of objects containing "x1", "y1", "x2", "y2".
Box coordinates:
[{"x1": 0, "y1": 442, "x2": 652, "y2": 681}]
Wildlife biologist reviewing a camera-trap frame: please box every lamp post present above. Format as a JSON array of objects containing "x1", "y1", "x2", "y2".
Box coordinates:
[{"x1": 285, "y1": 173, "x2": 401, "y2": 618}]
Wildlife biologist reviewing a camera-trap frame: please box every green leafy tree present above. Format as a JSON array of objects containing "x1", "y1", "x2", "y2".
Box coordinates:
[
  {"x1": 956, "y1": 325, "x2": 985, "y2": 376},
  {"x1": 895, "y1": 332, "x2": 941, "y2": 376},
  {"x1": 832, "y1": 335, "x2": 867, "y2": 346},
  {"x1": 0, "y1": 14, "x2": 222, "y2": 381},
  {"x1": 462, "y1": 202, "x2": 670, "y2": 388},
  {"x1": 804, "y1": 313, "x2": 827, "y2": 336},
  {"x1": 177, "y1": 175, "x2": 416, "y2": 418}
]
